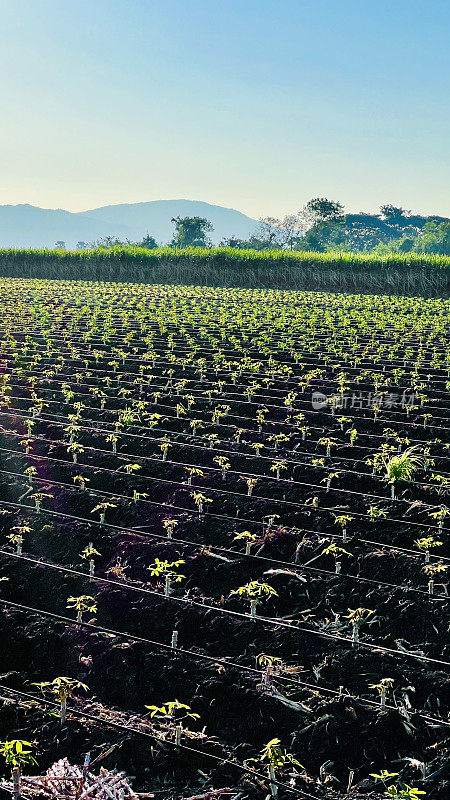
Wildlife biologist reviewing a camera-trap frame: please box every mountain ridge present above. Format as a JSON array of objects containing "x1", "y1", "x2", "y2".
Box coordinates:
[{"x1": 0, "y1": 200, "x2": 259, "y2": 248}]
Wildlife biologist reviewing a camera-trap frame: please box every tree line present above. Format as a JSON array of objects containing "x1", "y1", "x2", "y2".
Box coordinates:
[{"x1": 92, "y1": 200, "x2": 450, "y2": 255}]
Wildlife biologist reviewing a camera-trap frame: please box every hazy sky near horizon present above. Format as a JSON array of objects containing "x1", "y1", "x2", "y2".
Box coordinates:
[{"x1": 1, "y1": 0, "x2": 449, "y2": 219}]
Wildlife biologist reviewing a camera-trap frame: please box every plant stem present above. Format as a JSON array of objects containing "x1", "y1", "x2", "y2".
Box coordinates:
[
  {"x1": 12, "y1": 767, "x2": 20, "y2": 800},
  {"x1": 269, "y1": 765, "x2": 278, "y2": 799}
]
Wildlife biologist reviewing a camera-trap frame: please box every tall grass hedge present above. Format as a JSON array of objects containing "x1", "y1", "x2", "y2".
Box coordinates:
[{"x1": 0, "y1": 246, "x2": 448, "y2": 295}]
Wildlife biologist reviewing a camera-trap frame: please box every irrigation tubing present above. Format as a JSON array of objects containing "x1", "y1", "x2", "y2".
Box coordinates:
[{"x1": 0, "y1": 570, "x2": 449, "y2": 667}]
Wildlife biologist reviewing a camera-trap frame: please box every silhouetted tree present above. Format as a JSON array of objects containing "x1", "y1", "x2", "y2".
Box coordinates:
[
  {"x1": 301, "y1": 198, "x2": 345, "y2": 228},
  {"x1": 171, "y1": 216, "x2": 213, "y2": 247},
  {"x1": 380, "y1": 204, "x2": 410, "y2": 222},
  {"x1": 137, "y1": 233, "x2": 158, "y2": 249}
]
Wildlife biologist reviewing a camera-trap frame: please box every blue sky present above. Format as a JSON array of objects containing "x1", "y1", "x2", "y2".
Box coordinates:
[{"x1": 1, "y1": 0, "x2": 449, "y2": 218}]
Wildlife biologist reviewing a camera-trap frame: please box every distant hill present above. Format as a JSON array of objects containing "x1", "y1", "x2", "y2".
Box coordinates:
[
  {"x1": 0, "y1": 204, "x2": 134, "y2": 249},
  {"x1": 0, "y1": 200, "x2": 259, "y2": 248}
]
